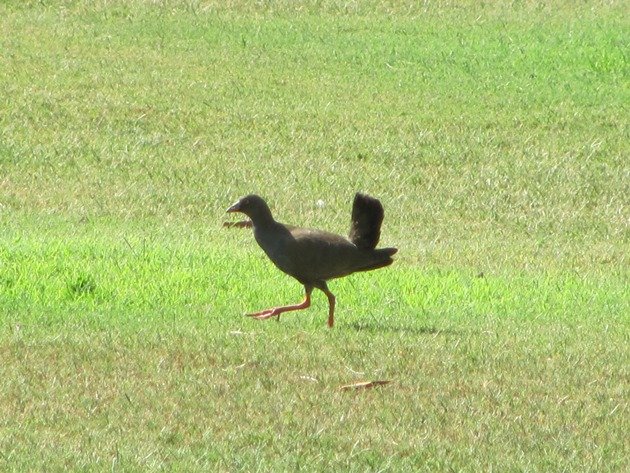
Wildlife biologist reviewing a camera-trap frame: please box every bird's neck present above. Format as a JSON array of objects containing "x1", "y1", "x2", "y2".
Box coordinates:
[{"x1": 250, "y1": 210, "x2": 275, "y2": 230}]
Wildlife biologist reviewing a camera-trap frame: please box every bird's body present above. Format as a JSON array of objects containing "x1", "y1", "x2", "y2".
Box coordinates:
[
  {"x1": 254, "y1": 223, "x2": 395, "y2": 285},
  {"x1": 226, "y1": 194, "x2": 397, "y2": 327}
]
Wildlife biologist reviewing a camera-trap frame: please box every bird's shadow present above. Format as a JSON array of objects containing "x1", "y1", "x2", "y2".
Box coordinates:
[{"x1": 348, "y1": 321, "x2": 459, "y2": 336}]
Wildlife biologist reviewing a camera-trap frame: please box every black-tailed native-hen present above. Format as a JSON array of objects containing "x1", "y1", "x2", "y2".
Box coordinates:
[{"x1": 226, "y1": 193, "x2": 397, "y2": 328}]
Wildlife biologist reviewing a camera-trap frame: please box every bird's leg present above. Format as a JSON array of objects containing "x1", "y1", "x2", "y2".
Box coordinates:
[
  {"x1": 323, "y1": 288, "x2": 336, "y2": 328},
  {"x1": 246, "y1": 286, "x2": 313, "y2": 321},
  {"x1": 314, "y1": 282, "x2": 336, "y2": 328}
]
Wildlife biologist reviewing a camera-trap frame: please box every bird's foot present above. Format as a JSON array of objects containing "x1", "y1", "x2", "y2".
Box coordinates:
[
  {"x1": 245, "y1": 308, "x2": 281, "y2": 321},
  {"x1": 244, "y1": 297, "x2": 311, "y2": 322}
]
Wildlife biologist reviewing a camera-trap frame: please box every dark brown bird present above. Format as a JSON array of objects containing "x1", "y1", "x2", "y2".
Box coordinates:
[{"x1": 226, "y1": 193, "x2": 397, "y2": 328}]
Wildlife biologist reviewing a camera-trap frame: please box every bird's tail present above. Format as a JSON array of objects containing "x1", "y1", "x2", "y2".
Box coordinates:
[
  {"x1": 373, "y1": 247, "x2": 398, "y2": 267},
  {"x1": 355, "y1": 247, "x2": 398, "y2": 273},
  {"x1": 348, "y1": 193, "x2": 386, "y2": 250}
]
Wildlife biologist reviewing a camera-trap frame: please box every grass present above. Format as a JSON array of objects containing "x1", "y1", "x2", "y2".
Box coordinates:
[{"x1": 0, "y1": 0, "x2": 628, "y2": 471}]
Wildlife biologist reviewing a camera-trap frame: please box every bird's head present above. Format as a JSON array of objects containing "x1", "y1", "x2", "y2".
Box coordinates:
[{"x1": 226, "y1": 194, "x2": 274, "y2": 224}]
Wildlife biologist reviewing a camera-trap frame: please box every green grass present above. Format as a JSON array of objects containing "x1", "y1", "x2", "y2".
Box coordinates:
[{"x1": 1, "y1": 0, "x2": 628, "y2": 471}]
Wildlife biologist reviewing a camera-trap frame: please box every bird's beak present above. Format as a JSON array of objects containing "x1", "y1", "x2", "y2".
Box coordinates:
[{"x1": 226, "y1": 200, "x2": 241, "y2": 213}]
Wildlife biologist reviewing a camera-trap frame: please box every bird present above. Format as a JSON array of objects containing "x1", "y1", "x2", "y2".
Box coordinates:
[{"x1": 226, "y1": 193, "x2": 397, "y2": 328}]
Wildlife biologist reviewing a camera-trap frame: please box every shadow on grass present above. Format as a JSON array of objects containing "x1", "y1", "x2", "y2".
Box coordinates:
[{"x1": 348, "y1": 322, "x2": 458, "y2": 336}]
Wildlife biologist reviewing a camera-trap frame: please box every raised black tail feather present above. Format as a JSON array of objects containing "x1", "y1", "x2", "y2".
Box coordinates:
[{"x1": 349, "y1": 193, "x2": 385, "y2": 250}]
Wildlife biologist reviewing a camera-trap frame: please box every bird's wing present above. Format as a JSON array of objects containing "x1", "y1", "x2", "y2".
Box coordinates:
[{"x1": 285, "y1": 227, "x2": 363, "y2": 281}]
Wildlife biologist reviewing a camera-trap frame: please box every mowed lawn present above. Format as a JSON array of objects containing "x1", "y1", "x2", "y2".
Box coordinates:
[{"x1": 0, "y1": 1, "x2": 628, "y2": 471}]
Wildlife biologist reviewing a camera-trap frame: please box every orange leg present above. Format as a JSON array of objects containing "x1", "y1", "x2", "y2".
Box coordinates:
[
  {"x1": 323, "y1": 288, "x2": 336, "y2": 328},
  {"x1": 246, "y1": 286, "x2": 312, "y2": 321}
]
